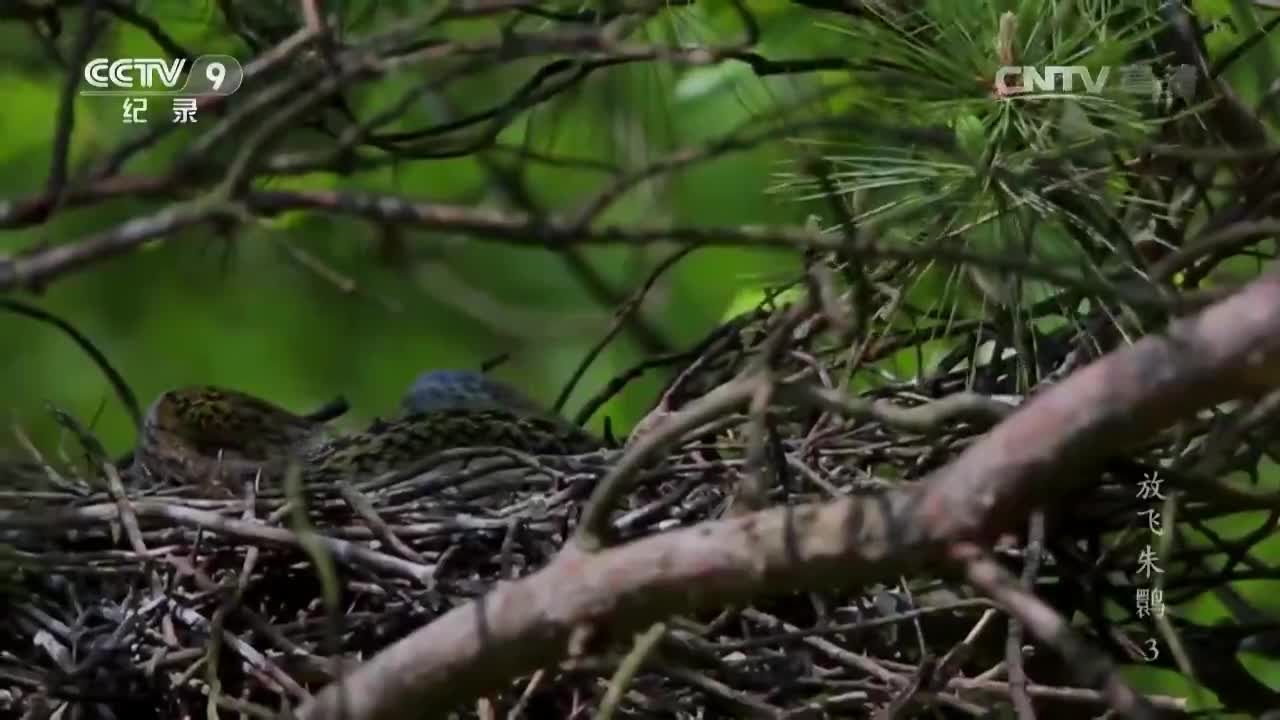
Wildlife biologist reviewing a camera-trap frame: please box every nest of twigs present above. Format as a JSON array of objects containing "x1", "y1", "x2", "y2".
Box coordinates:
[{"x1": 2, "y1": 288, "x2": 1277, "y2": 719}]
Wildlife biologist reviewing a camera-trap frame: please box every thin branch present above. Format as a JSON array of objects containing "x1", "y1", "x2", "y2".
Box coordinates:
[
  {"x1": 0, "y1": 298, "x2": 142, "y2": 431},
  {"x1": 44, "y1": 0, "x2": 103, "y2": 219},
  {"x1": 555, "y1": 246, "x2": 693, "y2": 415},
  {"x1": 951, "y1": 542, "x2": 1157, "y2": 720}
]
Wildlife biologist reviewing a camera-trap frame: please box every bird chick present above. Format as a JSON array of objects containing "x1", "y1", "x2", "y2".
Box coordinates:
[
  {"x1": 398, "y1": 368, "x2": 604, "y2": 453},
  {"x1": 135, "y1": 386, "x2": 331, "y2": 489},
  {"x1": 135, "y1": 374, "x2": 603, "y2": 491},
  {"x1": 301, "y1": 407, "x2": 603, "y2": 484},
  {"x1": 401, "y1": 369, "x2": 546, "y2": 416}
]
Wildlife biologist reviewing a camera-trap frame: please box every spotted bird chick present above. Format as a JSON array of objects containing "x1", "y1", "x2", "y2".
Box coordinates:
[
  {"x1": 300, "y1": 408, "x2": 603, "y2": 484},
  {"x1": 397, "y1": 369, "x2": 601, "y2": 453},
  {"x1": 136, "y1": 374, "x2": 603, "y2": 491},
  {"x1": 135, "y1": 386, "x2": 332, "y2": 490}
]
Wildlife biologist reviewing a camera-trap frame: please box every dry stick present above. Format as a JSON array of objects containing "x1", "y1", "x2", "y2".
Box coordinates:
[
  {"x1": 45, "y1": 0, "x2": 102, "y2": 216},
  {"x1": 161, "y1": 552, "x2": 335, "y2": 682},
  {"x1": 0, "y1": 501, "x2": 434, "y2": 584},
  {"x1": 66, "y1": 595, "x2": 168, "y2": 679},
  {"x1": 198, "y1": 476, "x2": 309, "y2": 707},
  {"x1": 555, "y1": 246, "x2": 694, "y2": 415},
  {"x1": 1151, "y1": 492, "x2": 1206, "y2": 709},
  {"x1": 574, "y1": 375, "x2": 756, "y2": 550},
  {"x1": 738, "y1": 608, "x2": 903, "y2": 686},
  {"x1": 203, "y1": 601, "x2": 229, "y2": 718},
  {"x1": 594, "y1": 623, "x2": 667, "y2": 720},
  {"x1": 10, "y1": 423, "x2": 87, "y2": 495},
  {"x1": 947, "y1": 677, "x2": 1185, "y2": 710},
  {"x1": 337, "y1": 484, "x2": 430, "y2": 566},
  {"x1": 0, "y1": 172, "x2": 183, "y2": 230},
  {"x1": 499, "y1": 517, "x2": 520, "y2": 580},
  {"x1": 1006, "y1": 510, "x2": 1045, "y2": 720},
  {"x1": 102, "y1": 462, "x2": 149, "y2": 559},
  {"x1": 709, "y1": 599, "x2": 995, "y2": 650},
  {"x1": 51, "y1": 409, "x2": 155, "y2": 581},
  {"x1": 0, "y1": 198, "x2": 235, "y2": 292},
  {"x1": 776, "y1": 384, "x2": 1017, "y2": 436},
  {"x1": 808, "y1": 157, "x2": 869, "y2": 338},
  {"x1": 295, "y1": 269, "x2": 1280, "y2": 720},
  {"x1": 300, "y1": 0, "x2": 334, "y2": 59},
  {"x1": 662, "y1": 664, "x2": 784, "y2": 716},
  {"x1": 558, "y1": 249, "x2": 673, "y2": 358},
  {"x1": 737, "y1": 378, "x2": 776, "y2": 513},
  {"x1": 937, "y1": 607, "x2": 1000, "y2": 683},
  {"x1": 879, "y1": 655, "x2": 935, "y2": 718},
  {"x1": 505, "y1": 670, "x2": 546, "y2": 720},
  {"x1": 284, "y1": 462, "x2": 352, "y2": 720},
  {"x1": 608, "y1": 318, "x2": 757, "y2": 437},
  {"x1": 212, "y1": 695, "x2": 276, "y2": 720},
  {"x1": 740, "y1": 609, "x2": 992, "y2": 715},
  {"x1": 950, "y1": 543, "x2": 1159, "y2": 720},
  {"x1": 170, "y1": 605, "x2": 307, "y2": 701},
  {"x1": 733, "y1": 303, "x2": 819, "y2": 516},
  {"x1": 239, "y1": 473, "x2": 262, "y2": 594},
  {"x1": 277, "y1": 239, "x2": 403, "y2": 312}
]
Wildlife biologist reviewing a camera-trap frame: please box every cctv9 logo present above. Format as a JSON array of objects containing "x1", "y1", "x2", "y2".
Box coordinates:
[{"x1": 82, "y1": 55, "x2": 243, "y2": 95}]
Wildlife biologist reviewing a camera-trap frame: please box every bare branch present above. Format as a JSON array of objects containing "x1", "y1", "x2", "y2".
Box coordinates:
[{"x1": 297, "y1": 268, "x2": 1280, "y2": 720}]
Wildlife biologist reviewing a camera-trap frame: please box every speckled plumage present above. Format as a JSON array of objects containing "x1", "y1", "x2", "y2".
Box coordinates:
[
  {"x1": 135, "y1": 386, "x2": 333, "y2": 489},
  {"x1": 300, "y1": 408, "x2": 601, "y2": 484},
  {"x1": 134, "y1": 379, "x2": 601, "y2": 491}
]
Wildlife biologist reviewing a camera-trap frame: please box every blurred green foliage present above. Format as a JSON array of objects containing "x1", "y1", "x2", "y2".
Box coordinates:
[{"x1": 0, "y1": 2, "x2": 815, "y2": 456}]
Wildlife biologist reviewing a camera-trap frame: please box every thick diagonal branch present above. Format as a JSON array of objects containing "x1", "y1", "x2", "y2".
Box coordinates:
[{"x1": 297, "y1": 269, "x2": 1280, "y2": 720}]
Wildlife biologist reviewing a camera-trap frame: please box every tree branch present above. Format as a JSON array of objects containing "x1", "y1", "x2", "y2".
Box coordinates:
[{"x1": 297, "y1": 266, "x2": 1280, "y2": 720}]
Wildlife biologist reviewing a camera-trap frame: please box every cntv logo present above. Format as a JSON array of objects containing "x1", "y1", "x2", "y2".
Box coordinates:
[
  {"x1": 83, "y1": 58, "x2": 186, "y2": 91},
  {"x1": 994, "y1": 64, "x2": 1197, "y2": 101}
]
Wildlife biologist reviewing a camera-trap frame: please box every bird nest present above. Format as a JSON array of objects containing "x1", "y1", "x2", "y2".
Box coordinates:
[{"x1": 1, "y1": 290, "x2": 1273, "y2": 718}]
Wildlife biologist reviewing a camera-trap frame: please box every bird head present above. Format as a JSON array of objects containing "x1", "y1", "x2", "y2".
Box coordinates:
[{"x1": 401, "y1": 370, "x2": 546, "y2": 416}]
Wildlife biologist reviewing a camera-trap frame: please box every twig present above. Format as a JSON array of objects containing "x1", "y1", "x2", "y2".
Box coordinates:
[
  {"x1": 574, "y1": 375, "x2": 755, "y2": 550},
  {"x1": 594, "y1": 622, "x2": 666, "y2": 720},
  {"x1": 337, "y1": 483, "x2": 430, "y2": 565},
  {"x1": 44, "y1": 0, "x2": 102, "y2": 219},
  {"x1": 1006, "y1": 510, "x2": 1045, "y2": 720},
  {"x1": 0, "y1": 500, "x2": 435, "y2": 584},
  {"x1": 951, "y1": 542, "x2": 1159, "y2": 720},
  {"x1": 0, "y1": 298, "x2": 142, "y2": 431},
  {"x1": 555, "y1": 246, "x2": 692, "y2": 415}
]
